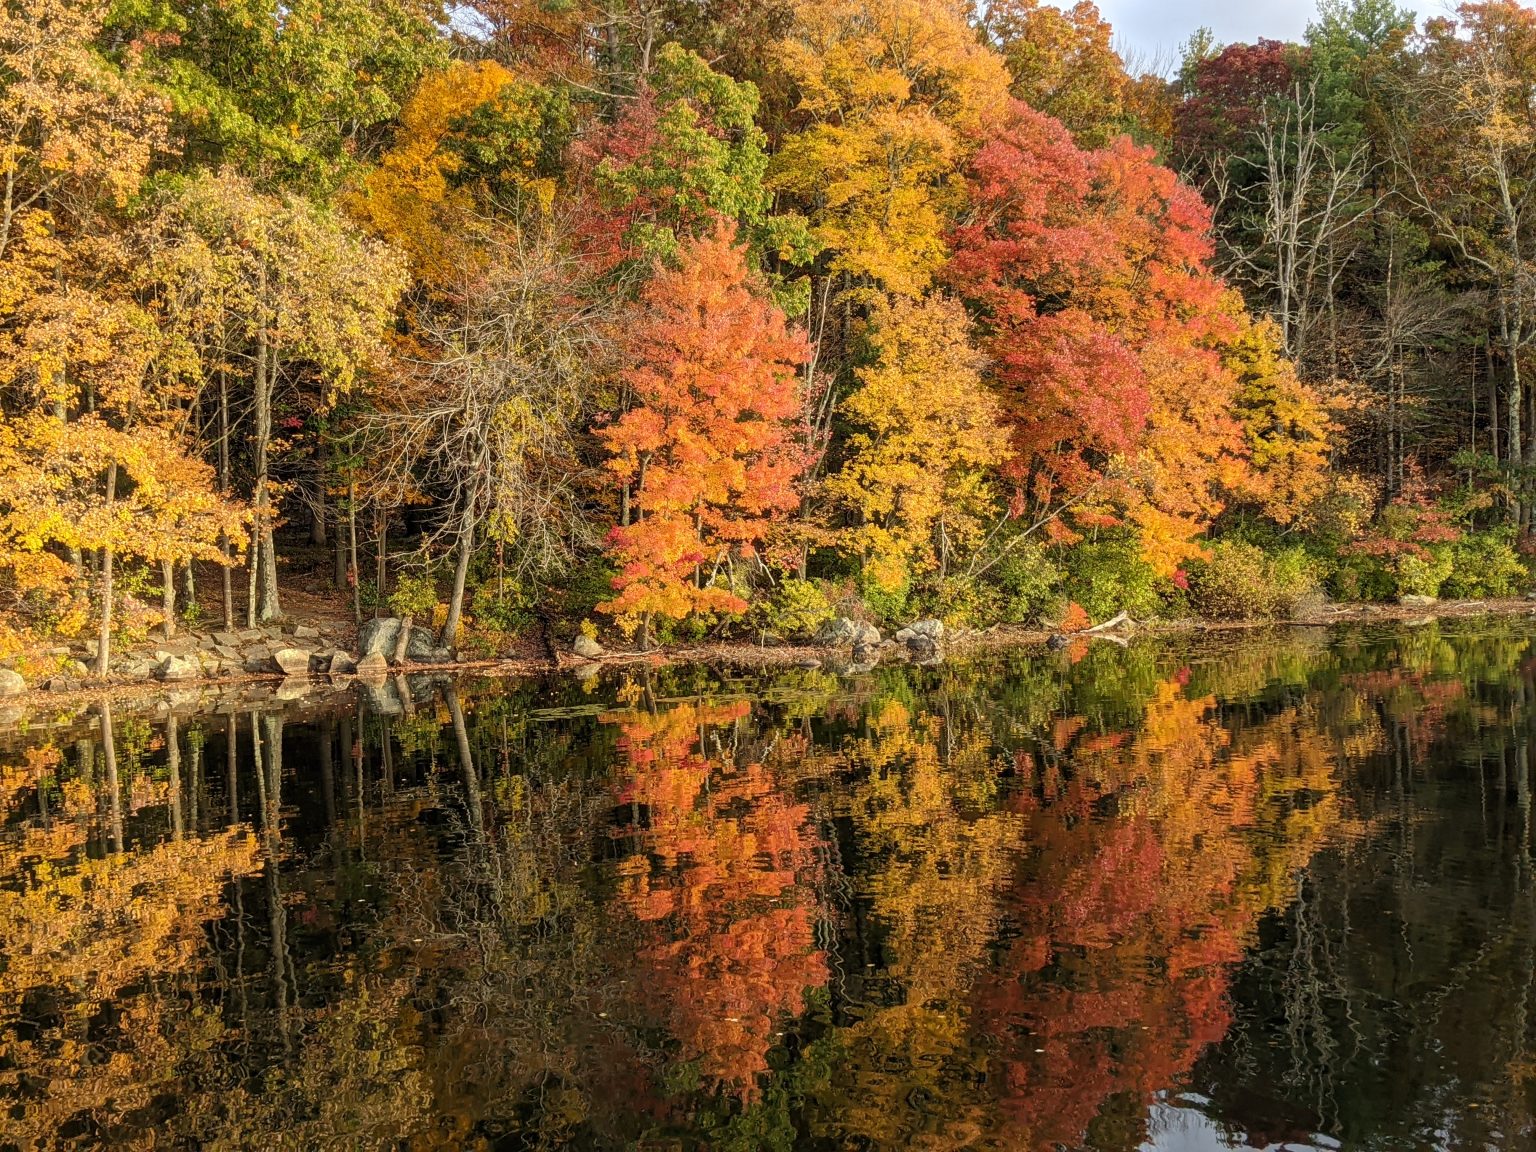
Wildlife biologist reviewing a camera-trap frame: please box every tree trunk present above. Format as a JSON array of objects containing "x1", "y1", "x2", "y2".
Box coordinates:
[
  {"x1": 333, "y1": 501, "x2": 346, "y2": 589},
  {"x1": 162, "y1": 558, "x2": 177, "y2": 640},
  {"x1": 392, "y1": 616, "x2": 413, "y2": 665},
  {"x1": 442, "y1": 496, "x2": 476, "y2": 650},
  {"x1": 348, "y1": 485, "x2": 361, "y2": 622},
  {"x1": 374, "y1": 503, "x2": 387, "y2": 614},
  {"x1": 1505, "y1": 305, "x2": 1524, "y2": 470},
  {"x1": 253, "y1": 320, "x2": 281, "y2": 622},
  {"x1": 247, "y1": 532, "x2": 259, "y2": 628},
  {"x1": 219, "y1": 368, "x2": 234, "y2": 629},
  {"x1": 95, "y1": 463, "x2": 117, "y2": 678},
  {"x1": 311, "y1": 488, "x2": 327, "y2": 546}
]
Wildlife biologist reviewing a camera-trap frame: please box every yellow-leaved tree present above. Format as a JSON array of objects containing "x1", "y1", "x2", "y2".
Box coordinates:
[
  {"x1": 0, "y1": 415, "x2": 248, "y2": 672},
  {"x1": 1223, "y1": 315, "x2": 1342, "y2": 527},
  {"x1": 347, "y1": 58, "x2": 564, "y2": 286},
  {"x1": 769, "y1": 0, "x2": 1011, "y2": 297},
  {"x1": 826, "y1": 293, "x2": 1008, "y2": 592}
]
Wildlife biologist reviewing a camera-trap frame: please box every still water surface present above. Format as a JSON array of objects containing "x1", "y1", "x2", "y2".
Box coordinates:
[{"x1": 3, "y1": 620, "x2": 1536, "y2": 1150}]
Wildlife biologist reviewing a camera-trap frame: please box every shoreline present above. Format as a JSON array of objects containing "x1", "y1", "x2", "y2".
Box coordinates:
[{"x1": 3, "y1": 596, "x2": 1534, "y2": 725}]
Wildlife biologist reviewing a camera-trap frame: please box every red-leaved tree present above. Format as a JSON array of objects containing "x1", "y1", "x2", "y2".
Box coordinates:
[{"x1": 947, "y1": 99, "x2": 1252, "y2": 572}]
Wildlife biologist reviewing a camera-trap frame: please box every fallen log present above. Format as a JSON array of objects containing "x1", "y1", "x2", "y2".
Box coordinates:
[{"x1": 1082, "y1": 611, "x2": 1132, "y2": 634}]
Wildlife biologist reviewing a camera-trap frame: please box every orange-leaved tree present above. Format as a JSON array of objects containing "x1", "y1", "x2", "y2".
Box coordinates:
[{"x1": 599, "y1": 220, "x2": 810, "y2": 642}]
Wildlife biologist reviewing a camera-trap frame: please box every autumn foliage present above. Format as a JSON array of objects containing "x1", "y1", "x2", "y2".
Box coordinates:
[
  {"x1": 3, "y1": 0, "x2": 1481, "y2": 674},
  {"x1": 599, "y1": 222, "x2": 810, "y2": 632},
  {"x1": 608, "y1": 701, "x2": 828, "y2": 1096}
]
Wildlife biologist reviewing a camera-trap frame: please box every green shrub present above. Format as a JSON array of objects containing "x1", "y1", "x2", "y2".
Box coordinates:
[
  {"x1": 1185, "y1": 541, "x2": 1320, "y2": 620},
  {"x1": 388, "y1": 571, "x2": 439, "y2": 619},
  {"x1": 755, "y1": 578, "x2": 835, "y2": 639},
  {"x1": 858, "y1": 569, "x2": 909, "y2": 625},
  {"x1": 1059, "y1": 534, "x2": 1164, "y2": 621},
  {"x1": 1327, "y1": 552, "x2": 1396, "y2": 603},
  {"x1": 470, "y1": 577, "x2": 534, "y2": 633},
  {"x1": 1395, "y1": 549, "x2": 1454, "y2": 598},
  {"x1": 986, "y1": 541, "x2": 1064, "y2": 624},
  {"x1": 555, "y1": 557, "x2": 620, "y2": 620},
  {"x1": 1443, "y1": 528, "x2": 1529, "y2": 598}
]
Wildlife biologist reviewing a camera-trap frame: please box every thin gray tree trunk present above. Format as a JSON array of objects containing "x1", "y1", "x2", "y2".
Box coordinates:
[{"x1": 95, "y1": 463, "x2": 117, "y2": 678}]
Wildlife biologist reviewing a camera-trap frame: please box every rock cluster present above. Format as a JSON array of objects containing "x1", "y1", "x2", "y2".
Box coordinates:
[
  {"x1": 814, "y1": 616, "x2": 948, "y2": 672},
  {"x1": 0, "y1": 615, "x2": 466, "y2": 696}
]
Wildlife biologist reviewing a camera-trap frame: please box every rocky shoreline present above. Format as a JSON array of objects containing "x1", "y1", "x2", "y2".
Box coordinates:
[{"x1": 4, "y1": 597, "x2": 1536, "y2": 723}]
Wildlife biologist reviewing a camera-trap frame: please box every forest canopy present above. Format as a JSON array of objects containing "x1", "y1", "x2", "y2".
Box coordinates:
[{"x1": 2, "y1": 0, "x2": 1532, "y2": 668}]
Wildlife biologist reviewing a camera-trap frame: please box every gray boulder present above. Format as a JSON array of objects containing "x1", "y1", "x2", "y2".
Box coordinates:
[
  {"x1": 0, "y1": 668, "x2": 26, "y2": 697},
  {"x1": 1399, "y1": 594, "x2": 1439, "y2": 608},
  {"x1": 121, "y1": 657, "x2": 156, "y2": 678},
  {"x1": 854, "y1": 622, "x2": 882, "y2": 649},
  {"x1": 272, "y1": 648, "x2": 315, "y2": 677},
  {"x1": 573, "y1": 634, "x2": 604, "y2": 659},
  {"x1": 815, "y1": 617, "x2": 860, "y2": 645},
  {"x1": 291, "y1": 624, "x2": 321, "y2": 641},
  {"x1": 155, "y1": 654, "x2": 200, "y2": 682},
  {"x1": 46, "y1": 676, "x2": 78, "y2": 694},
  {"x1": 328, "y1": 651, "x2": 358, "y2": 677},
  {"x1": 358, "y1": 617, "x2": 403, "y2": 658},
  {"x1": 895, "y1": 618, "x2": 944, "y2": 645},
  {"x1": 404, "y1": 625, "x2": 438, "y2": 662}
]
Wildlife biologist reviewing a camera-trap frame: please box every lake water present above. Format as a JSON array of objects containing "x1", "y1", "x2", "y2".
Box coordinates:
[{"x1": 4, "y1": 618, "x2": 1536, "y2": 1150}]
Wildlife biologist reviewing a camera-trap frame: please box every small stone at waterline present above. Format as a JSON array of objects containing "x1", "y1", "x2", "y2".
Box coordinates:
[
  {"x1": 272, "y1": 648, "x2": 315, "y2": 677},
  {"x1": 155, "y1": 654, "x2": 200, "y2": 682}
]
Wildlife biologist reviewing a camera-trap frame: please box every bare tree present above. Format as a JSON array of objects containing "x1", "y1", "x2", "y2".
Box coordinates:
[
  {"x1": 1390, "y1": 5, "x2": 1536, "y2": 493},
  {"x1": 1220, "y1": 77, "x2": 1378, "y2": 377},
  {"x1": 367, "y1": 225, "x2": 612, "y2": 648}
]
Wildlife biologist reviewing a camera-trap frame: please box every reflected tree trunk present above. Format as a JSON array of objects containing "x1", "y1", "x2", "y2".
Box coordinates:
[
  {"x1": 167, "y1": 713, "x2": 184, "y2": 841},
  {"x1": 99, "y1": 701, "x2": 122, "y2": 854},
  {"x1": 447, "y1": 687, "x2": 484, "y2": 838},
  {"x1": 254, "y1": 711, "x2": 293, "y2": 1049}
]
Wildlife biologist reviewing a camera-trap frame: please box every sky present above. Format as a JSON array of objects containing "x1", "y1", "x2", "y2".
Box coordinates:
[{"x1": 1093, "y1": 0, "x2": 1329, "y2": 70}]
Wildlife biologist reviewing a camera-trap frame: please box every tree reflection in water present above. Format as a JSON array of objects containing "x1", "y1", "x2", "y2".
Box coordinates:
[{"x1": 1, "y1": 620, "x2": 1535, "y2": 1149}]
